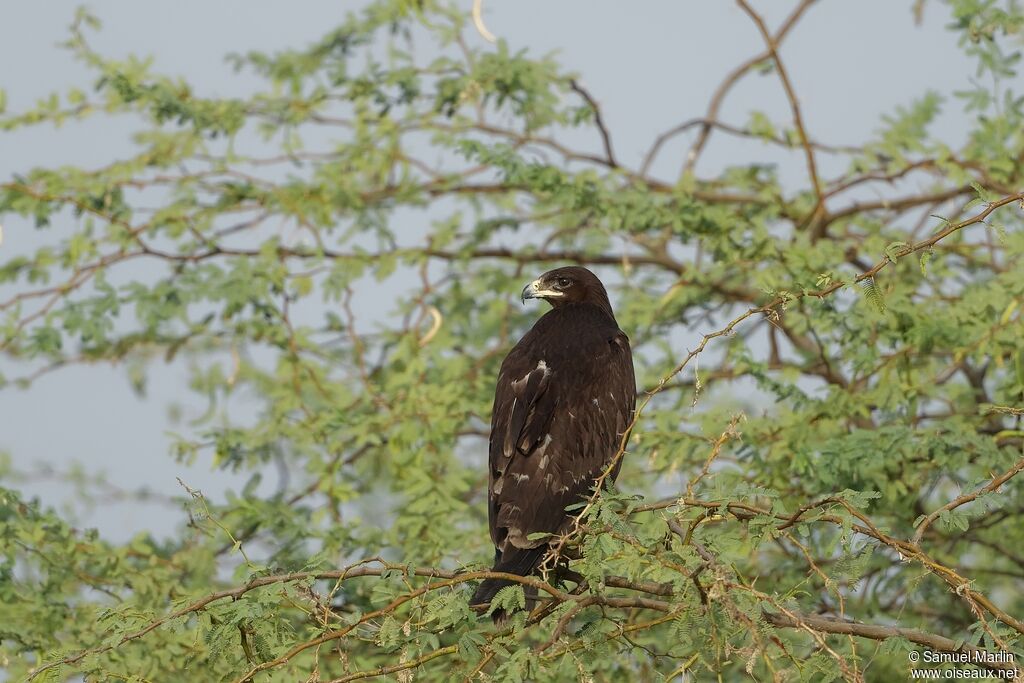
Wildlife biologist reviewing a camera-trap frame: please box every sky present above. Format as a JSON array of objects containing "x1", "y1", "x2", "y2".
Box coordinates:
[{"x1": 0, "y1": 0, "x2": 980, "y2": 540}]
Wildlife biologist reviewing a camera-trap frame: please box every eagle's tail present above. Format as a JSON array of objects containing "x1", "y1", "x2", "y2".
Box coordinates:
[{"x1": 471, "y1": 547, "x2": 546, "y2": 623}]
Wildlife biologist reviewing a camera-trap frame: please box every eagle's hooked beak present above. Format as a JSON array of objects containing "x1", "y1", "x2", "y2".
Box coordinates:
[
  {"x1": 521, "y1": 278, "x2": 563, "y2": 304},
  {"x1": 521, "y1": 280, "x2": 539, "y2": 304}
]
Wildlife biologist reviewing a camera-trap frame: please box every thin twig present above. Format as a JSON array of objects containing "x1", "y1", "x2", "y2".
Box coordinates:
[
  {"x1": 735, "y1": 0, "x2": 825, "y2": 231},
  {"x1": 569, "y1": 79, "x2": 618, "y2": 169},
  {"x1": 681, "y1": 0, "x2": 819, "y2": 175},
  {"x1": 912, "y1": 455, "x2": 1024, "y2": 545}
]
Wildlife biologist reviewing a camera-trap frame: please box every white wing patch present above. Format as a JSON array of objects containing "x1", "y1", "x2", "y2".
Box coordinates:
[{"x1": 511, "y1": 359, "x2": 549, "y2": 392}]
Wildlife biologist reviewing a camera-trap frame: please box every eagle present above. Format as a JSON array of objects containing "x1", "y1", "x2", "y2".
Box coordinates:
[{"x1": 471, "y1": 266, "x2": 636, "y2": 619}]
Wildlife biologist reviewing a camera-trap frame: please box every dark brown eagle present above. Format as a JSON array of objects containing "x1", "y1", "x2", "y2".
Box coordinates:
[{"x1": 471, "y1": 266, "x2": 636, "y2": 619}]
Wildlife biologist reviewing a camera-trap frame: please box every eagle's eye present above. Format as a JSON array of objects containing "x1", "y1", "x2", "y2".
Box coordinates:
[{"x1": 555, "y1": 277, "x2": 572, "y2": 289}]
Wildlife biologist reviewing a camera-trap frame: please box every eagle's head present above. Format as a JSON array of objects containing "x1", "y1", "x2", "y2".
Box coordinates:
[{"x1": 521, "y1": 266, "x2": 614, "y2": 318}]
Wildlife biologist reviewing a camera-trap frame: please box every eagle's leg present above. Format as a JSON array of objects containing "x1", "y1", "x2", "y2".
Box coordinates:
[{"x1": 471, "y1": 546, "x2": 547, "y2": 623}]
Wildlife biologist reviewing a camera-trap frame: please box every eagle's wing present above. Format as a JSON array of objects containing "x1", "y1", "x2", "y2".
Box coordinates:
[{"x1": 487, "y1": 309, "x2": 635, "y2": 556}]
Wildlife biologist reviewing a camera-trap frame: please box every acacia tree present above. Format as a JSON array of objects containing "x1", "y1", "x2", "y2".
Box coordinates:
[{"x1": 2, "y1": 1, "x2": 1023, "y2": 681}]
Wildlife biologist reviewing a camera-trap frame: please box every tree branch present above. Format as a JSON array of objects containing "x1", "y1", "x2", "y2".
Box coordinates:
[
  {"x1": 734, "y1": 0, "x2": 825, "y2": 230},
  {"x1": 912, "y1": 455, "x2": 1024, "y2": 545},
  {"x1": 569, "y1": 79, "x2": 618, "y2": 169},
  {"x1": 681, "y1": 0, "x2": 819, "y2": 175},
  {"x1": 763, "y1": 611, "x2": 1020, "y2": 676}
]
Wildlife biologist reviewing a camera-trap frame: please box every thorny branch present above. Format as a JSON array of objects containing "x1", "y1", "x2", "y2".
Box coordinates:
[
  {"x1": 27, "y1": 530, "x2": 1023, "y2": 683},
  {"x1": 912, "y1": 455, "x2": 1024, "y2": 545}
]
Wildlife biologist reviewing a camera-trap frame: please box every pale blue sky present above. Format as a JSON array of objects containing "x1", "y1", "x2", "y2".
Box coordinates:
[{"x1": 0, "y1": 1, "x2": 978, "y2": 539}]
